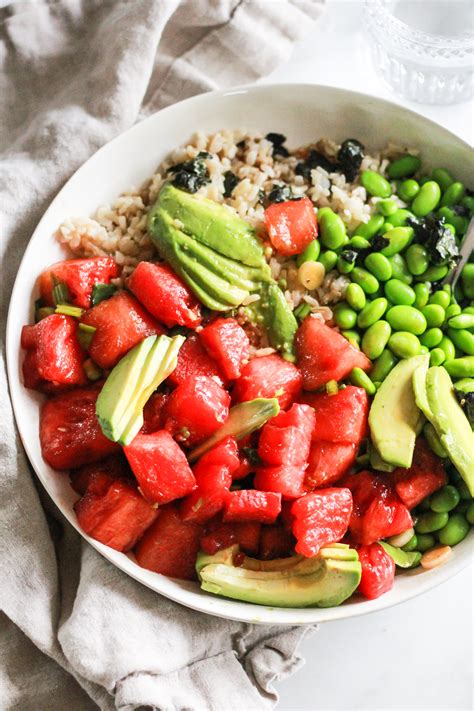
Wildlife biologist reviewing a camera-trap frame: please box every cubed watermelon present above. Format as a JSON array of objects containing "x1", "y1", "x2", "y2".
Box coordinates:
[
  {"x1": 291, "y1": 488, "x2": 353, "y2": 557},
  {"x1": 257, "y1": 403, "x2": 315, "y2": 466},
  {"x1": 167, "y1": 334, "x2": 224, "y2": 386},
  {"x1": 305, "y1": 441, "x2": 357, "y2": 489},
  {"x1": 124, "y1": 430, "x2": 196, "y2": 505},
  {"x1": 259, "y1": 525, "x2": 295, "y2": 560},
  {"x1": 38, "y1": 256, "x2": 119, "y2": 309},
  {"x1": 69, "y1": 455, "x2": 130, "y2": 496},
  {"x1": 302, "y1": 386, "x2": 369, "y2": 444},
  {"x1": 127, "y1": 261, "x2": 202, "y2": 329},
  {"x1": 392, "y1": 438, "x2": 447, "y2": 509},
  {"x1": 199, "y1": 318, "x2": 250, "y2": 380},
  {"x1": 200, "y1": 520, "x2": 261, "y2": 556},
  {"x1": 296, "y1": 317, "x2": 371, "y2": 390},
  {"x1": 254, "y1": 464, "x2": 307, "y2": 500},
  {"x1": 223, "y1": 490, "x2": 282, "y2": 524},
  {"x1": 264, "y1": 197, "x2": 318, "y2": 257},
  {"x1": 357, "y1": 543, "x2": 396, "y2": 599},
  {"x1": 233, "y1": 354, "x2": 302, "y2": 410}
]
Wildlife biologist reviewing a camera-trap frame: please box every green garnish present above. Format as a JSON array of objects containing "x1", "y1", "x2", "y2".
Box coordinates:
[
  {"x1": 52, "y1": 279, "x2": 70, "y2": 306},
  {"x1": 55, "y1": 304, "x2": 84, "y2": 318},
  {"x1": 91, "y1": 283, "x2": 117, "y2": 306}
]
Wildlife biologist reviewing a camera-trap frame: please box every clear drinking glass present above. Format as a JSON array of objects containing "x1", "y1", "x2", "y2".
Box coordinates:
[{"x1": 365, "y1": 0, "x2": 474, "y2": 104}]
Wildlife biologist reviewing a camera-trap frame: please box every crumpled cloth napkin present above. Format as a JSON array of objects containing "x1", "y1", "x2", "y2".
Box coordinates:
[{"x1": 0, "y1": 1, "x2": 325, "y2": 709}]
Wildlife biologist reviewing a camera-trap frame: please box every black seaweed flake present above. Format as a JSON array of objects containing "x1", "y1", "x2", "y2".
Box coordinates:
[
  {"x1": 168, "y1": 154, "x2": 211, "y2": 193},
  {"x1": 411, "y1": 214, "x2": 460, "y2": 267},
  {"x1": 452, "y1": 204, "x2": 470, "y2": 217},
  {"x1": 356, "y1": 234, "x2": 390, "y2": 263},
  {"x1": 455, "y1": 390, "x2": 474, "y2": 426},
  {"x1": 337, "y1": 138, "x2": 365, "y2": 182},
  {"x1": 295, "y1": 148, "x2": 335, "y2": 180},
  {"x1": 223, "y1": 170, "x2": 239, "y2": 198},
  {"x1": 339, "y1": 249, "x2": 358, "y2": 265},
  {"x1": 265, "y1": 133, "x2": 290, "y2": 158},
  {"x1": 267, "y1": 184, "x2": 303, "y2": 204}
]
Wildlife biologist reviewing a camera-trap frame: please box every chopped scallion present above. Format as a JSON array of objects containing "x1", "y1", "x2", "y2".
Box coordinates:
[
  {"x1": 91, "y1": 283, "x2": 117, "y2": 306},
  {"x1": 55, "y1": 304, "x2": 84, "y2": 318},
  {"x1": 325, "y1": 380, "x2": 339, "y2": 395}
]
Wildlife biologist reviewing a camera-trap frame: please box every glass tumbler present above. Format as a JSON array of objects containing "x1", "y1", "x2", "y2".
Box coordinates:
[{"x1": 365, "y1": 0, "x2": 474, "y2": 104}]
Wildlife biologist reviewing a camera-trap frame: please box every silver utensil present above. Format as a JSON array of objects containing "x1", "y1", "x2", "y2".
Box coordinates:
[{"x1": 443, "y1": 217, "x2": 474, "y2": 292}]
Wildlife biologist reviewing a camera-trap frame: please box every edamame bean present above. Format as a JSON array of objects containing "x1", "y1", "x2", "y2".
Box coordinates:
[
  {"x1": 438, "y1": 206, "x2": 468, "y2": 234},
  {"x1": 462, "y1": 195, "x2": 474, "y2": 214},
  {"x1": 351, "y1": 267, "x2": 380, "y2": 294},
  {"x1": 466, "y1": 502, "x2": 474, "y2": 526},
  {"x1": 387, "y1": 154, "x2": 421, "y2": 179},
  {"x1": 440, "y1": 181, "x2": 465, "y2": 208},
  {"x1": 406, "y1": 244, "x2": 429, "y2": 276},
  {"x1": 420, "y1": 346, "x2": 429, "y2": 354},
  {"x1": 380, "y1": 227, "x2": 414, "y2": 256},
  {"x1": 364, "y1": 252, "x2": 393, "y2": 282},
  {"x1": 345, "y1": 283, "x2": 367, "y2": 312},
  {"x1": 429, "y1": 290, "x2": 450, "y2": 309},
  {"x1": 361, "y1": 170, "x2": 392, "y2": 198},
  {"x1": 448, "y1": 313, "x2": 474, "y2": 330},
  {"x1": 384, "y1": 279, "x2": 416, "y2": 306},
  {"x1": 362, "y1": 320, "x2": 392, "y2": 359},
  {"x1": 437, "y1": 513, "x2": 470, "y2": 546},
  {"x1": 415, "y1": 533, "x2": 436, "y2": 552},
  {"x1": 319, "y1": 250, "x2": 338, "y2": 272},
  {"x1": 349, "y1": 236, "x2": 371, "y2": 250},
  {"x1": 463, "y1": 307, "x2": 474, "y2": 315},
  {"x1": 430, "y1": 486, "x2": 460, "y2": 513},
  {"x1": 357, "y1": 297, "x2": 388, "y2": 329},
  {"x1": 341, "y1": 330, "x2": 361, "y2": 347},
  {"x1": 397, "y1": 179, "x2": 420, "y2": 203},
  {"x1": 431, "y1": 167, "x2": 454, "y2": 192},
  {"x1": 388, "y1": 332, "x2": 421, "y2": 358},
  {"x1": 381, "y1": 221, "x2": 394, "y2": 234},
  {"x1": 423, "y1": 422, "x2": 447, "y2": 458},
  {"x1": 390, "y1": 208, "x2": 414, "y2": 227},
  {"x1": 461, "y1": 264, "x2": 474, "y2": 299},
  {"x1": 388, "y1": 254, "x2": 413, "y2": 284},
  {"x1": 430, "y1": 348, "x2": 446, "y2": 366},
  {"x1": 415, "y1": 511, "x2": 449, "y2": 533},
  {"x1": 337, "y1": 251, "x2": 357, "y2": 274},
  {"x1": 412, "y1": 180, "x2": 441, "y2": 217},
  {"x1": 377, "y1": 198, "x2": 398, "y2": 216},
  {"x1": 354, "y1": 214, "x2": 385, "y2": 238},
  {"x1": 418, "y1": 264, "x2": 449, "y2": 282},
  {"x1": 444, "y1": 356, "x2": 474, "y2": 378},
  {"x1": 319, "y1": 209, "x2": 347, "y2": 250},
  {"x1": 296, "y1": 239, "x2": 320, "y2": 266},
  {"x1": 401, "y1": 534, "x2": 418, "y2": 552},
  {"x1": 349, "y1": 367, "x2": 376, "y2": 395},
  {"x1": 298, "y1": 261, "x2": 326, "y2": 290},
  {"x1": 454, "y1": 378, "x2": 474, "y2": 393},
  {"x1": 414, "y1": 282, "x2": 430, "y2": 309},
  {"x1": 370, "y1": 348, "x2": 398, "y2": 381},
  {"x1": 421, "y1": 304, "x2": 446, "y2": 328},
  {"x1": 333, "y1": 302, "x2": 358, "y2": 330},
  {"x1": 447, "y1": 328, "x2": 474, "y2": 356},
  {"x1": 420, "y1": 327, "x2": 443, "y2": 348},
  {"x1": 438, "y1": 336, "x2": 456, "y2": 362},
  {"x1": 387, "y1": 305, "x2": 427, "y2": 335}
]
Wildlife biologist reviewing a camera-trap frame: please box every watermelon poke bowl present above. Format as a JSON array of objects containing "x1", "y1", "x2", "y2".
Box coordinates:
[{"x1": 7, "y1": 85, "x2": 474, "y2": 623}]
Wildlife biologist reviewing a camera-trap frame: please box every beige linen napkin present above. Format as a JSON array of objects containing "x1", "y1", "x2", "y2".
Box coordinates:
[{"x1": 0, "y1": 1, "x2": 324, "y2": 709}]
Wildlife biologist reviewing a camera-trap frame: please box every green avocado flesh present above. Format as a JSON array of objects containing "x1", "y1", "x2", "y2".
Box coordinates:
[
  {"x1": 425, "y1": 366, "x2": 474, "y2": 496},
  {"x1": 196, "y1": 544, "x2": 361, "y2": 608},
  {"x1": 96, "y1": 334, "x2": 185, "y2": 446},
  {"x1": 379, "y1": 541, "x2": 421, "y2": 569},
  {"x1": 147, "y1": 183, "x2": 298, "y2": 360},
  {"x1": 189, "y1": 398, "x2": 280, "y2": 463},
  {"x1": 369, "y1": 355, "x2": 428, "y2": 468}
]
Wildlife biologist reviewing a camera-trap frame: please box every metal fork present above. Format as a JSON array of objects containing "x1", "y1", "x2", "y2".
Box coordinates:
[{"x1": 443, "y1": 217, "x2": 474, "y2": 292}]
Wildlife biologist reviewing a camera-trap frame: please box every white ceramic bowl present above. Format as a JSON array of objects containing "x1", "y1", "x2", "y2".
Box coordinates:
[{"x1": 6, "y1": 84, "x2": 473, "y2": 625}]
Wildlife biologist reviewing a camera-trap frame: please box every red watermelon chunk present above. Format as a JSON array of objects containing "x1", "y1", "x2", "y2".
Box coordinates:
[
  {"x1": 69, "y1": 455, "x2": 130, "y2": 496},
  {"x1": 164, "y1": 375, "x2": 230, "y2": 447},
  {"x1": 74, "y1": 479, "x2": 159, "y2": 552},
  {"x1": 259, "y1": 525, "x2": 295, "y2": 560},
  {"x1": 38, "y1": 256, "x2": 119, "y2": 309},
  {"x1": 40, "y1": 387, "x2": 120, "y2": 470},
  {"x1": 141, "y1": 392, "x2": 169, "y2": 434},
  {"x1": 127, "y1": 261, "x2": 202, "y2": 329},
  {"x1": 81, "y1": 291, "x2": 163, "y2": 369},
  {"x1": 264, "y1": 197, "x2": 318, "y2": 257},
  {"x1": 200, "y1": 520, "x2": 261, "y2": 556},
  {"x1": 302, "y1": 386, "x2": 369, "y2": 444},
  {"x1": 223, "y1": 490, "x2": 282, "y2": 524},
  {"x1": 167, "y1": 334, "x2": 224, "y2": 386},
  {"x1": 199, "y1": 317, "x2": 250, "y2": 380},
  {"x1": 124, "y1": 430, "x2": 196, "y2": 505},
  {"x1": 257, "y1": 403, "x2": 315, "y2": 466},
  {"x1": 343, "y1": 470, "x2": 413, "y2": 545},
  {"x1": 21, "y1": 314, "x2": 86, "y2": 392},
  {"x1": 357, "y1": 543, "x2": 396, "y2": 599},
  {"x1": 392, "y1": 438, "x2": 447, "y2": 509},
  {"x1": 180, "y1": 437, "x2": 239, "y2": 523},
  {"x1": 305, "y1": 441, "x2": 357, "y2": 489},
  {"x1": 134, "y1": 505, "x2": 203, "y2": 580},
  {"x1": 254, "y1": 464, "x2": 307, "y2": 501},
  {"x1": 233, "y1": 354, "x2": 302, "y2": 410},
  {"x1": 296, "y1": 317, "x2": 371, "y2": 390},
  {"x1": 291, "y1": 488, "x2": 353, "y2": 557}
]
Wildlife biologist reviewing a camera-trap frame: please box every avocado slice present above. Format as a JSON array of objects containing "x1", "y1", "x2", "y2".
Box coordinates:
[
  {"x1": 413, "y1": 360, "x2": 433, "y2": 421},
  {"x1": 196, "y1": 544, "x2": 361, "y2": 608},
  {"x1": 96, "y1": 334, "x2": 185, "y2": 446},
  {"x1": 189, "y1": 398, "x2": 279, "y2": 463},
  {"x1": 369, "y1": 355, "x2": 429, "y2": 468},
  {"x1": 425, "y1": 366, "x2": 474, "y2": 496},
  {"x1": 368, "y1": 442, "x2": 395, "y2": 472},
  {"x1": 252, "y1": 283, "x2": 298, "y2": 363},
  {"x1": 379, "y1": 542, "x2": 421, "y2": 569},
  {"x1": 154, "y1": 182, "x2": 265, "y2": 268}
]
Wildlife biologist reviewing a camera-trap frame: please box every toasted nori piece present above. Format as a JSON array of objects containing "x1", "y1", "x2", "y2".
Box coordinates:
[
  {"x1": 337, "y1": 139, "x2": 365, "y2": 182},
  {"x1": 410, "y1": 214, "x2": 460, "y2": 267},
  {"x1": 223, "y1": 170, "x2": 239, "y2": 198}
]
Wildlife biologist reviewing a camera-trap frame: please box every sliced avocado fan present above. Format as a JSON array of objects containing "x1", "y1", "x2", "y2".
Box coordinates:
[
  {"x1": 147, "y1": 183, "x2": 298, "y2": 360},
  {"x1": 96, "y1": 334, "x2": 185, "y2": 446},
  {"x1": 196, "y1": 543, "x2": 361, "y2": 608}
]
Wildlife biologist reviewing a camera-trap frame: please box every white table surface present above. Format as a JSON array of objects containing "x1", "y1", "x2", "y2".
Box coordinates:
[{"x1": 263, "y1": 2, "x2": 473, "y2": 709}]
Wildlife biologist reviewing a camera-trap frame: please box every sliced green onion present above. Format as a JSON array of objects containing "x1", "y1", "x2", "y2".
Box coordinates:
[
  {"x1": 35, "y1": 306, "x2": 55, "y2": 322},
  {"x1": 78, "y1": 323, "x2": 97, "y2": 334},
  {"x1": 294, "y1": 302, "x2": 311, "y2": 321},
  {"x1": 55, "y1": 304, "x2": 84, "y2": 318},
  {"x1": 325, "y1": 379, "x2": 339, "y2": 395},
  {"x1": 52, "y1": 279, "x2": 70, "y2": 306},
  {"x1": 91, "y1": 283, "x2": 117, "y2": 306}
]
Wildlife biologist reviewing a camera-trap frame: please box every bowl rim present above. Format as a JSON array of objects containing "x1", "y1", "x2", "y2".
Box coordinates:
[{"x1": 6, "y1": 81, "x2": 473, "y2": 625}]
